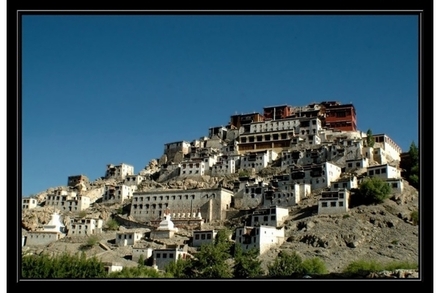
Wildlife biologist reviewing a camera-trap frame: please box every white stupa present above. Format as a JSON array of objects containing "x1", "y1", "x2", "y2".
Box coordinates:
[{"x1": 156, "y1": 209, "x2": 178, "y2": 233}]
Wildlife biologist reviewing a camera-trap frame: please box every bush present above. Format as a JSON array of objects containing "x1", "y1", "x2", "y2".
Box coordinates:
[
  {"x1": 343, "y1": 259, "x2": 418, "y2": 275},
  {"x1": 267, "y1": 251, "x2": 303, "y2": 278},
  {"x1": 410, "y1": 210, "x2": 419, "y2": 225},
  {"x1": 301, "y1": 257, "x2": 327, "y2": 275},
  {"x1": 106, "y1": 218, "x2": 120, "y2": 230},
  {"x1": 358, "y1": 176, "x2": 391, "y2": 204}
]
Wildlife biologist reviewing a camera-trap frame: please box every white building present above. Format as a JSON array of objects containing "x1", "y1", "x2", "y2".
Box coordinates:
[
  {"x1": 330, "y1": 175, "x2": 358, "y2": 191},
  {"x1": 192, "y1": 230, "x2": 218, "y2": 248},
  {"x1": 250, "y1": 206, "x2": 289, "y2": 228},
  {"x1": 385, "y1": 178, "x2": 405, "y2": 195},
  {"x1": 22, "y1": 197, "x2": 38, "y2": 210},
  {"x1": 123, "y1": 174, "x2": 144, "y2": 187},
  {"x1": 26, "y1": 212, "x2": 67, "y2": 246},
  {"x1": 45, "y1": 191, "x2": 91, "y2": 212},
  {"x1": 346, "y1": 158, "x2": 369, "y2": 171},
  {"x1": 290, "y1": 161, "x2": 342, "y2": 190},
  {"x1": 115, "y1": 229, "x2": 144, "y2": 247},
  {"x1": 164, "y1": 141, "x2": 191, "y2": 163},
  {"x1": 180, "y1": 160, "x2": 206, "y2": 176},
  {"x1": 68, "y1": 217, "x2": 103, "y2": 236},
  {"x1": 372, "y1": 134, "x2": 402, "y2": 163},
  {"x1": 241, "y1": 150, "x2": 278, "y2": 173},
  {"x1": 130, "y1": 187, "x2": 234, "y2": 223},
  {"x1": 105, "y1": 163, "x2": 135, "y2": 180},
  {"x1": 366, "y1": 164, "x2": 401, "y2": 179},
  {"x1": 234, "y1": 225, "x2": 285, "y2": 255},
  {"x1": 103, "y1": 184, "x2": 134, "y2": 203},
  {"x1": 318, "y1": 188, "x2": 350, "y2": 215},
  {"x1": 152, "y1": 245, "x2": 191, "y2": 271},
  {"x1": 211, "y1": 155, "x2": 236, "y2": 176}
]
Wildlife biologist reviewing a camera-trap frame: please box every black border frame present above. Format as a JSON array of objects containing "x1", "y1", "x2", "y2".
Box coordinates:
[{"x1": 8, "y1": 2, "x2": 433, "y2": 290}]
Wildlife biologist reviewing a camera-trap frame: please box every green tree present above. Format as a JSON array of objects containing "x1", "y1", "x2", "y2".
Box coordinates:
[
  {"x1": 189, "y1": 229, "x2": 233, "y2": 278},
  {"x1": 164, "y1": 257, "x2": 193, "y2": 278},
  {"x1": 366, "y1": 129, "x2": 375, "y2": 147},
  {"x1": 233, "y1": 245, "x2": 264, "y2": 278},
  {"x1": 22, "y1": 252, "x2": 107, "y2": 278},
  {"x1": 267, "y1": 251, "x2": 303, "y2": 278},
  {"x1": 408, "y1": 141, "x2": 419, "y2": 188},
  {"x1": 359, "y1": 176, "x2": 392, "y2": 204}
]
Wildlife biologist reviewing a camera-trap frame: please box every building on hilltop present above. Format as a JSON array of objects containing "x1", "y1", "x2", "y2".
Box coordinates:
[
  {"x1": 321, "y1": 101, "x2": 357, "y2": 131},
  {"x1": 105, "y1": 163, "x2": 134, "y2": 180}
]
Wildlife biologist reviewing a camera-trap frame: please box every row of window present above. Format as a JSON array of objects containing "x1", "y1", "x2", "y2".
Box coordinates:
[
  {"x1": 321, "y1": 201, "x2": 344, "y2": 207},
  {"x1": 194, "y1": 233, "x2": 212, "y2": 240}
]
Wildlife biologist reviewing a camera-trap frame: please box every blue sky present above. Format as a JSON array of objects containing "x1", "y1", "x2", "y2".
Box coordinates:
[{"x1": 21, "y1": 14, "x2": 419, "y2": 197}]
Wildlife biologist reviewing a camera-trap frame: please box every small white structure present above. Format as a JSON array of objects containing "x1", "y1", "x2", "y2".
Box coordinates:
[
  {"x1": 115, "y1": 229, "x2": 144, "y2": 247},
  {"x1": 152, "y1": 245, "x2": 191, "y2": 271},
  {"x1": 103, "y1": 262, "x2": 123, "y2": 274},
  {"x1": 234, "y1": 225, "x2": 285, "y2": 255},
  {"x1": 346, "y1": 158, "x2": 369, "y2": 171},
  {"x1": 132, "y1": 244, "x2": 153, "y2": 263},
  {"x1": 26, "y1": 212, "x2": 67, "y2": 246},
  {"x1": 386, "y1": 178, "x2": 405, "y2": 195},
  {"x1": 150, "y1": 210, "x2": 179, "y2": 239},
  {"x1": 192, "y1": 230, "x2": 218, "y2": 248},
  {"x1": 318, "y1": 188, "x2": 350, "y2": 215},
  {"x1": 250, "y1": 205, "x2": 289, "y2": 228}
]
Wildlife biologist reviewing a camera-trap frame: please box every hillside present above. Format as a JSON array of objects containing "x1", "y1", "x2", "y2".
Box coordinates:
[{"x1": 21, "y1": 173, "x2": 419, "y2": 276}]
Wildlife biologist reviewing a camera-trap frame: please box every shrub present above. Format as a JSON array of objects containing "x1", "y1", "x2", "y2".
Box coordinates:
[
  {"x1": 267, "y1": 251, "x2": 303, "y2": 278},
  {"x1": 343, "y1": 259, "x2": 418, "y2": 275},
  {"x1": 358, "y1": 176, "x2": 391, "y2": 204},
  {"x1": 410, "y1": 210, "x2": 419, "y2": 225},
  {"x1": 78, "y1": 210, "x2": 87, "y2": 218},
  {"x1": 301, "y1": 257, "x2": 328, "y2": 275},
  {"x1": 106, "y1": 218, "x2": 120, "y2": 230}
]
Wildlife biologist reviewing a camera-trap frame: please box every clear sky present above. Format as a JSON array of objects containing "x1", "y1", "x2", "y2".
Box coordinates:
[{"x1": 21, "y1": 13, "x2": 419, "y2": 197}]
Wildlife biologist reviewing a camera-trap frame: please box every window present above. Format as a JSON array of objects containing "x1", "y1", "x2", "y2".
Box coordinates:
[
  {"x1": 348, "y1": 163, "x2": 352, "y2": 168},
  {"x1": 169, "y1": 253, "x2": 174, "y2": 258},
  {"x1": 339, "y1": 193, "x2": 344, "y2": 198},
  {"x1": 163, "y1": 253, "x2": 167, "y2": 258},
  {"x1": 375, "y1": 169, "x2": 380, "y2": 174},
  {"x1": 322, "y1": 202, "x2": 328, "y2": 207},
  {"x1": 330, "y1": 202, "x2": 336, "y2": 207},
  {"x1": 369, "y1": 170, "x2": 374, "y2": 175},
  {"x1": 263, "y1": 216, "x2": 268, "y2": 221},
  {"x1": 201, "y1": 234, "x2": 206, "y2": 240},
  {"x1": 392, "y1": 183, "x2": 398, "y2": 188},
  {"x1": 339, "y1": 202, "x2": 344, "y2": 207},
  {"x1": 207, "y1": 234, "x2": 212, "y2": 239},
  {"x1": 381, "y1": 168, "x2": 386, "y2": 173},
  {"x1": 195, "y1": 234, "x2": 200, "y2": 240},
  {"x1": 271, "y1": 215, "x2": 276, "y2": 220}
]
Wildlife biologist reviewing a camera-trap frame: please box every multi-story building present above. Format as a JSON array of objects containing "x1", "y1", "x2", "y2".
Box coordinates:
[
  {"x1": 234, "y1": 225, "x2": 285, "y2": 255},
  {"x1": 318, "y1": 188, "x2": 350, "y2": 215},
  {"x1": 164, "y1": 141, "x2": 191, "y2": 163},
  {"x1": 366, "y1": 164, "x2": 401, "y2": 180},
  {"x1": 321, "y1": 101, "x2": 357, "y2": 131},
  {"x1": 249, "y1": 205, "x2": 289, "y2": 228},
  {"x1": 103, "y1": 184, "x2": 134, "y2": 203},
  {"x1": 130, "y1": 187, "x2": 234, "y2": 223},
  {"x1": 68, "y1": 217, "x2": 103, "y2": 236},
  {"x1": 192, "y1": 230, "x2": 218, "y2": 248},
  {"x1": 22, "y1": 197, "x2": 38, "y2": 210},
  {"x1": 115, "y1": 229, "x2": 145, "y2": 247},
  {"x1": 290, "y1": 161, "x2": 342, "y2": 190},
  {"x1": 45, "y1": 189, "x2": 91, "y2": 212},
  {"x1": 105, "y1": 163, "x2": 134, "y2": 180},
  {"x1": 151, "y1": 245, "x2": 191, "y2": 271}
]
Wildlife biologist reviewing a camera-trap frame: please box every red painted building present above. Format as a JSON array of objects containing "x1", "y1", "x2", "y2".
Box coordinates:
[
  {"x1": 263, "y1": 105, "x2": 292, "y2": 121},
  {"x1": 321, "y1": 101, "x2": 357, "y2": 131}
]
